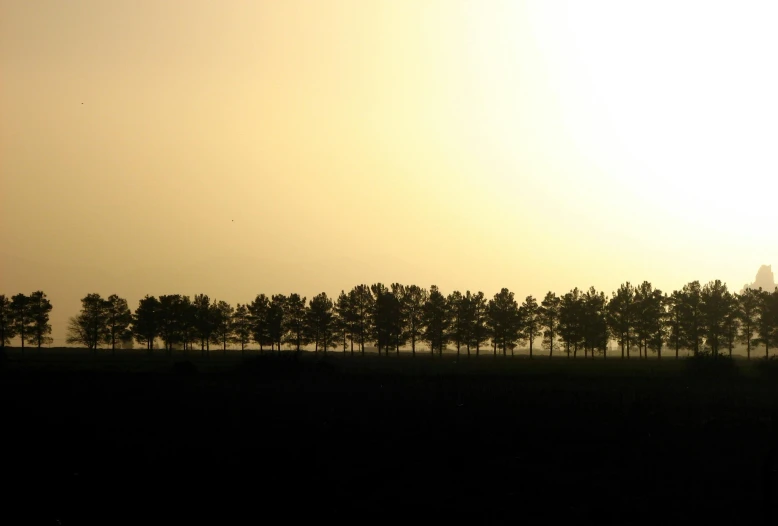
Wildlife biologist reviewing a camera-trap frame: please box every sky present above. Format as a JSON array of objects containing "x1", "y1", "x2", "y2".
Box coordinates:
[{"x1": 2, "y1": 0, "x2": 777, "y2": 345}]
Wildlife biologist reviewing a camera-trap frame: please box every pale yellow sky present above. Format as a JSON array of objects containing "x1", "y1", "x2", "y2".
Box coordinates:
[{"x1": 2, "y1": 0, "x2": 777, "y2": 344}]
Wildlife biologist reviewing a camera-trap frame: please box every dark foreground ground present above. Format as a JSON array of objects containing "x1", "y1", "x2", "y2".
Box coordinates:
[{"x1": 3, "y1": 350, "x2": 778, "y2": 525}]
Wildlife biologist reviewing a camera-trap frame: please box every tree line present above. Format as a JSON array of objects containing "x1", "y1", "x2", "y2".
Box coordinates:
[
  {"x1": 0, "y1": 292, "x2": 53, "y2": 351},
  {"x1": 4, "y1": 280, "x2": 777, "y2": 359}
]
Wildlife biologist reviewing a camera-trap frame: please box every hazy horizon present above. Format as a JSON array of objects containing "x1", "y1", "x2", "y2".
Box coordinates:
[{"x1": 3, "y1": 1, "x2": 778, "y2": 344}]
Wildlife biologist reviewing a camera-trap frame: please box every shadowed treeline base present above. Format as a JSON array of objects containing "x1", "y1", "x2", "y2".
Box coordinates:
[{"x1": 3, "y1": 352, "x2": 778, "y2": 525}]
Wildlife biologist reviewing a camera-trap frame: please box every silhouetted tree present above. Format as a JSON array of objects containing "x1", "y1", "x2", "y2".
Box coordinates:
[
  {"x1": 756, "y1": 288, "x2": 778, "y2": 359},
  {"x1": 581, "y1": 287, "x2": 608, "y2": 358},
  {"x1": 248, "y1": 294, "x2": 271, "y2": 353},
  {"x1": 679, "y1": 281, "x2": 705, "y2": 356},
  {"x1": 211, "y1": 300, "x2": 235, "y2": 353},
  {"x1": 350, "y1": 285, "x2": 374, "y2": 355},
  {"x1": 448, "y1": 291, "x2": 468, "y2": 358},
  {"x1": 700, "y1": 280, "x2": 730, "y2": 356},
  {"x1": 390, "y1": 283, "x2": 408, "y2": 355},
  {"x1": 232, "y1": 304, "x2": 252, "y2": 354},
  {"x1": 158, "y1": 295, "x2": 187, "y2": 354},
  {"x1": 559, "y1": 288, "x2": 584, "y2": 358},
  {"x1": 104, "y1": 294, "x2": 132, "y2": 354},
  {"x1": 422, "y1": 285, "x2": 449, "y2": 356},
  {"x1": 307, "y1": 292, "x2": 336, "y2": 354},
  {"x1": 68, "y1": 293, "x2": 108, "y2": 351},
  {"x1": 401, "y1": 285, "x2": 427, "y2": 356},
  {"x1": 334, "y1": 291, "x2": 353, "y2": 354},
  {"x1": 268, "y1": 295, "x2": 286, "y2": 353},
  {"x1": 0, "y1": 295, "x2": 15, "y2": 349},
  {"x1": 540, "y1": 292, "x2": 560, "y2": 357},
  {"x1": 722, "y1": 292, "x2": 740, "y2": 357},
  {"x1": 10, "y1": 293, "x2": 32, "y2": 353},
  {"x1": 26, "y1": 291, "x2": 52, "y2": 349},
  {"x1": 132, "y1": 295, "x2": 160, "y2": 351},
  {"x1": 739, "y1": 287, "x2": 761, "y2": 359},
  {"x1": 665, "y1": 291, "x2": 684, "y2": 359},
  {"x1": 633, "y1": 282, "x2": 664, "y2": 359},
  {"x1": 193, "y1": 294, "x2": 215, "y2": 354},
  {"x1": 179, "y1": 296, "x2": 197, "y2": 352},
  {"x1": 468, "y1": 291, "x2": 489, "y2": 357},
  {"x1": 607, "y1": 283, "x2": 635, "y2": 359},
  {"x1": 370, "y1": 283, "x2": 392, "y2": 356},
  {"x1": 519, "y1": 295, "x2": 541, "y2": 359},
  {"x1": 633, "y1": 282, "x2": 665, "y2": 359},
  {"x1": 283, "y1": 293, "x2": 308, "y2": 353},
  {"x1": 487, "y1": 288, "x2": 521, "y2": 357}
]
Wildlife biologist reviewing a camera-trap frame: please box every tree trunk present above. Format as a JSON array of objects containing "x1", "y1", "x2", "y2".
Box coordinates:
[{"x1": 529, "y1": 337, "x2": 533, "y2": 359}]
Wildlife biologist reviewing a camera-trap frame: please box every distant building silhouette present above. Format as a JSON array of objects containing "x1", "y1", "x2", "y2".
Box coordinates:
[{"x1": 743, "y1": 264, "x2": 776, "y2": 293}]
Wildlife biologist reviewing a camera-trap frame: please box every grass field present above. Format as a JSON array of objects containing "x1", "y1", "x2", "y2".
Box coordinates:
[{"x1": 3, "y1": 348, "x2": 778, "y2": 525}]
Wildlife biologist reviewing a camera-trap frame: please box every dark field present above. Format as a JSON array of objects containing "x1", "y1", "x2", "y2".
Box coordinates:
[{"x1": 4, "y1": 349, "x2": 778, "y2": 525}]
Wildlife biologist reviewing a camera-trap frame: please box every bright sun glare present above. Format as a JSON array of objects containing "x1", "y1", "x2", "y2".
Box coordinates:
[{"x1": 528, "y1": 1, "x2": 778, "y2": 237}]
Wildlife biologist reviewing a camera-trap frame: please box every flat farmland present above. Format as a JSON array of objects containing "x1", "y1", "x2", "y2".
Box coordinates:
[{"x1": 3, "y1": 350, "x2": 777, "y2": 525}]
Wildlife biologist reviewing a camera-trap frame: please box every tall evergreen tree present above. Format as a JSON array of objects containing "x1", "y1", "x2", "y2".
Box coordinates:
[
  {"x1": 211, "y1": 300, "x2": 235, "y2": 353},
  {"x1": 700, "y1": 280, "x2": 730, "y2": 356},
  {"x1": 632, "y1": 283, "x2": 665, "y2": 359},
  {"x1": 27, "y1": 291, "x2": 53, "y2": 349},
  {"x1": 193, "y1": 294, "x2": 215, "y2": 354},
  {"x1": 679, "y1": 281, "x2": 705, "y2": 356},
  {"x1": 519, "y1": 295, "x2": 541, "y2": 359},
  {"x1": 132, "y1": 295, "x2": 160, "y2": 351},
  {"x1": 401, "y1": 285, "x2": 427, "y2": 356},
  {"x1": 248, "y1": 294, "x2": 271, "y2": 353},
  {"x1": 232, "y1": 303, "x2": 252, "y2": 354},
  {"x1": 370, "y1": 283, "x2": 393, "y2": 356},
  {"x1": 722, "y1": 292, "x2": 740, "y2": 357},
  {"x1": 559, "y1": 288, "x2": 584, "y2": 358},
  {"x1": 283, "y1": 294, "x2": 308, "y2": 353},
  {"x1": 422, "y1": 285, "x2": 450, "y2": 356},
  {"x1": 307, "y1": 292, "x2": 336, "y2": 354},
  {"x1": 448, "y1": 291, "x2": 468, "y2": 358},
  {"x1": 665, "y1": 290, "x2": 684, "y2": 359},
  {"x1": 268, "y1": 295, "x2": 286, "y2": 353},
  {"x1": 634, "y1": 282, "x2": 665, "y2": 359},
  {"x1": 158, "y1": 295, "x2": 187, "y2": 354},
  {"x1": 104, "y1": 294, "x2": 132, "y2": 354},
  {"x1": 487, "y1": 288, "x2": 521, "y2": 357},
  {"x1": 607, "y1": 282, "x2": 635, "y2": 359},
  {"x1": 0, "y1": 294, "x2": 15, "y2": 349},
  {"x1": 738, "y1": 287, "x2": 761, "y2": 360},
  {"x1": 334, "y1": 291, "x2": 354, "y2": 354},
  {"x1": 179, "y1": 296, "x2": 197, "y2": 352},
  {"x1": 755, "y1": 288, "x2": 778, "y2": 359},
  {"x1": 350, "y1": 285, "x2": 374, "y2": 355},
  {"x1": 581, "y1": 287, "x2": 608, "y2": 359},
  {"x1": 389, "y1": 283, "x2": 408, "y2": 355},
  {"x1": 468, "y1": 291, "x2": 489, "y2": 357},
  {"x1": 540, "y1": 292, "x2": 560, "y2": 358},
  {"x1": 10, "y1": 293, "x2": 32, "y2": 352}
]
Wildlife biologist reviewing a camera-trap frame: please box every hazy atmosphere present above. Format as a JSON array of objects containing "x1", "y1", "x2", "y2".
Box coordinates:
[{"x1": 2, "y1": 0, "x2": 777, "y2": 343}]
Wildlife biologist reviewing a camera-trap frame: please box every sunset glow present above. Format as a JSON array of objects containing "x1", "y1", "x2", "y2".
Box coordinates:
[{"x1": 2, "y1": 0, "x2": 777, "y2": 343}]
